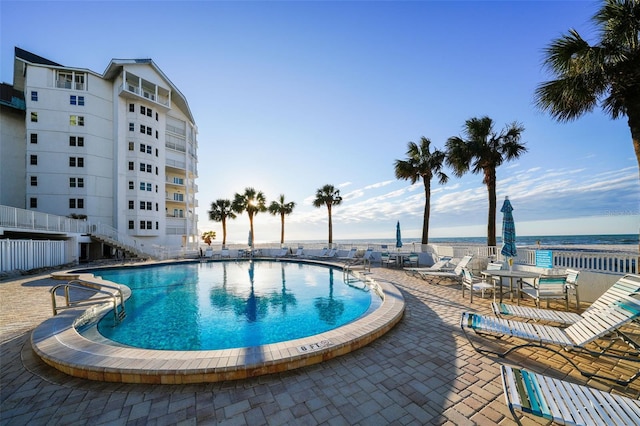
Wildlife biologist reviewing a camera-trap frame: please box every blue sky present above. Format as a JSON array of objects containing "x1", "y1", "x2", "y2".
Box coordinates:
[{"x1": 2, "y1": 1, "x2": 638, "y2": 244}]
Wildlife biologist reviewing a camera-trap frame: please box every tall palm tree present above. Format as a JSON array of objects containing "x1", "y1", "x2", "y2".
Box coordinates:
[
  {"x1": 446, "y1": 116, "x2": 527, "y2": 246},
  {"x1": 268, "y1": 194, "x2": 296, "y2": 245},
  {"x1": 535, "y1": 0, "x2": 640, "y2": 178},
  {"x1": 394, "y1": 137, "x2": 449, "y2": 246},
  {"x1": 232, "y1": 187, "x2": 267, "y2": 247},
  {"x1": 312, "y1": 184, "x2": 343, "y2": 245},
  {"x1": 208, "y1": 199, "x2": 236, "y2": 246}
]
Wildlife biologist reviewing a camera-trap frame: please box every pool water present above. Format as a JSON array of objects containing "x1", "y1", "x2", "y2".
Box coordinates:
[{"x1": 90, "y1": 260, "x2": 379, "y2": 351}]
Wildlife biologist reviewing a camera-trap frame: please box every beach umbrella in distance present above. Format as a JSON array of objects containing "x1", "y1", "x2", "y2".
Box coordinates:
[
  {"x1": 500, "y1": 196, "x2": 517, "y2": 269},
  {"x1": 396, "y1": 221, "x2": 403, "y2": 249}
]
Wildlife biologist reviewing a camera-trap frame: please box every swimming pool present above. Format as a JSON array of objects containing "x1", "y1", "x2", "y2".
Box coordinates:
[
  {"x1": 90, "y1": 260, "x2": 380, "y2": 350},
  {"x1": 32, "y1": 259, "x2": 405, "y2": 384}
]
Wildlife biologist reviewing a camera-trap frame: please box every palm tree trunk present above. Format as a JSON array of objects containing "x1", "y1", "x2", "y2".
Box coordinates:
[
  {"x1": 422, "y1": 179, "x2": 431, "y2": 245},
  {"x1": 222, "y1": 218, "x2": 227, "y2": 246},
  {"x1": 249, "y1": 214, "x2": 254, "y2": 248},
  {"x1": 280, "y1": 214, "x2": 285, "y2": 244},
  {"x1": 327, "y1": 205, "x2": 333, "y2": 245},
  {"x1": 485, "y1": 168, "x2": 497, "y2": 247},
  {"x1": 627, "y1": 109, "x2": 640, "y2": 263}
]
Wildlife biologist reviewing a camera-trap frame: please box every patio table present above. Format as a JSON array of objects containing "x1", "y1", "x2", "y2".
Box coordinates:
[{"x1": 481, "y1": 269, "x2": 540, "y2": 304}]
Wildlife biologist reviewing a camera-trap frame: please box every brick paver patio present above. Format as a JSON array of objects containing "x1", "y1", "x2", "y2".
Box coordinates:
[{"x1": 1, "y1": 264, "x2": 638, "y2": 425}]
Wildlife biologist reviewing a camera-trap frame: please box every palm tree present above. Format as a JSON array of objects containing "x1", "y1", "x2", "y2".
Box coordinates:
[
  {"x1": 446, "y1": 116, "x2": 527, "y2": 246},
  {"x1": 268, "y1": 194, "x2": 296, "y2": 245},
  {"x1": 208, "y1": 199, "x2": 236, "y2": 246},
  {"x1": 535, "y1": 0, "x2": 640, "y2": 178},
  {"x1": 312, "y1": 184, "x2": 343, "y2": 245},
  {"x1": 394, "y1": 137, "x2": 449, "y2": 246},
  {"x1": 232, "y1": 187, "x2": 267, "y2": 248}
]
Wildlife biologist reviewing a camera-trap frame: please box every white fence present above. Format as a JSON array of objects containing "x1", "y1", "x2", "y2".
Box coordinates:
[{"x1": 0, "y1": 239, "x2": 72, "y2": 272}]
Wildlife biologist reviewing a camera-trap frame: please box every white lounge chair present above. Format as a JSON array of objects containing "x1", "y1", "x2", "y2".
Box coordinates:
[
  {"x1": 501, "y1": 365, "x2": 640, "y2": 426},
  {"x1": 336, "y1": 247, "x2": 357, "y2": 262},
  {"x1": 461, "y1": 282, "x2": 640, "y2": 385},
  {"x1": 404, "y1": 256, "x2": 453, "y2": 276},
  {"x1": 417, "y1": 255, "x2": 473, "y2": 281},
  {"x1": 492, "y1": 274, "x2": 640, "y2": 326},
  {"x1": 274, "y1": 247, "x2": 289, "y2": 258},
  {"x1": 345, "y1": 248, "x2": 374, "y2": 272}
]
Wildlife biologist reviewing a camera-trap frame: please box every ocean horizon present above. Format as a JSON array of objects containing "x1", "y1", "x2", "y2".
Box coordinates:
[{"x1": 285, "y1": 233, "x2": 639, "y2": 248}]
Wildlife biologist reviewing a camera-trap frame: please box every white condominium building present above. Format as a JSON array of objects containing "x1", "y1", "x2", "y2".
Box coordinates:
[{"x1": 3, "y1": 47, "x2": 199, "y2": 251}]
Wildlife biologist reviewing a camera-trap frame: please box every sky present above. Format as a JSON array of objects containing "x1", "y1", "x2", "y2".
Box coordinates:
[{"x1": 1, "y1": 1, "x2": 639, "y2": 244}]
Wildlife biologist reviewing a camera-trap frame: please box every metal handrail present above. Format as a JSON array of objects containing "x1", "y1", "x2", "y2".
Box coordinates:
[{"x1": 50, "y1": 280, "x2": 125, "y2": 321}]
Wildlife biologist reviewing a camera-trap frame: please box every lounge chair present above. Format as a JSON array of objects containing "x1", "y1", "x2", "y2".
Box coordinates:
[
  {"x1": 274, "y1": 247, "x2": 289, "y2": 258},
  {"x1": 290, "y1": 247, "x2": 304, "y2": 258},
  {"x1": 565, "y1": 268, "x2": 580, "y2": 310},
  {"x1": 345, "y1": 248, "x2": 374, "y2": 272},
  {"x1": 461, "y1": 284, "x2": 640, "y2": 384},
  {"x1": 492, "y1": 274, "x2": 640, "y2": 326},
  {"x1": 220, "y1": 248, "x2": 230, "y2": 258},
  {"x1": 416, "y1": 255, "x2": 473, "y2": 281},
  {"x1": 501, "y1": 365, "x2": 640, "y2": 426},
  {"x1": 404, "y1": 256, "x2": 453, "y2": 276},
  {"x1": 336, "y1": 247, "x2": 357, "y2": 262},
  {"x1": 461, "y1": 267, "x2": 494, "y2": 303},
  {"x1": 319, "y1": 248, "x2": 337, "y2": 259}
]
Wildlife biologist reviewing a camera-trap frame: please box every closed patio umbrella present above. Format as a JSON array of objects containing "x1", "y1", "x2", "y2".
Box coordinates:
[
  {"x1": 396, "y1": 221, "x2": 403, "y2": 249},
  {"x1": 248, "y1": 230, "x2": 253, "y2": 248},
  {"x1": 500, "y1": 196, "x2": 517, "y2": 269}
]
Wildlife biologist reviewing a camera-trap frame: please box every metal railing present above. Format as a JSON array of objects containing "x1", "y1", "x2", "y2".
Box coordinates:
[{"x1": 50, "y1": 279, "x2": 126, "y2": 321}]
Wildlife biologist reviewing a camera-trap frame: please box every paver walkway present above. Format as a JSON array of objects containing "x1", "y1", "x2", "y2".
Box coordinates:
[{"x1": 1, "y1": 265, "x2": 639, "y2": 425}]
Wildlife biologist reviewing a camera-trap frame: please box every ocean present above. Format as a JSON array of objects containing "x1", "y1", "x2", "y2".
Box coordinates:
[{"x1": 291, "y1": 234, "x2": 639, "y2": 249}]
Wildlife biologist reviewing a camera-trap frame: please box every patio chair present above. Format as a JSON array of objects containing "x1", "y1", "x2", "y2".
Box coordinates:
[
  {"x1": 416, "y1": 255, "x2": 473, "y2": 282},
  {"x1": 492, "y1": 274, "x2": 640, "y2": 326},
  {"x1": 320, "y1": 248, "x2": 338, "y2": 259},
  {"x1": 381, "y1": 252, "x2": 396, "y2": 268},
  {"x1": 461, "y1": 267, "x2": 494, "y2": 303},
  {"x1": 404, "y1": 256, "x2": 452, "y2": 277},
  {"x1": 565, "y1": 268, "x2": 580, "y2": 310},
  {"x1": 520, "y1": 274, "x2": 569, "y2": 309},
  {"x1": 290, "y1": 247, "x2": 304, "y2": 257},
  {"x1": 403, "y1": 253, "x2": 419, "y2": 268},
  {"x1": 501, "y1": 365, "x2": 640, "y2": 426},
  {"x1": 220, "y1": 248, "x2": 230, "y2": 258},
  {"x1": 461, "y1": 286, "x2": 640, "y2": 385}
]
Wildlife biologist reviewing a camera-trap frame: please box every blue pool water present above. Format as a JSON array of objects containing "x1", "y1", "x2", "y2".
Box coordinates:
[{"x1": 89, "y1": 260, "x2": 378, "y2": 351}]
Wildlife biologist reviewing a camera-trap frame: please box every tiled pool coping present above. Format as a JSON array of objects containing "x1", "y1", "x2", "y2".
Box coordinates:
[{"x1": 31, "y1": 264, "x2": 405, "y2": 384}]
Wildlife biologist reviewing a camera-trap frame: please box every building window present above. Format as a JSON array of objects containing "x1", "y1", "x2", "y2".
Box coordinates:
[
  {"x1": 139, "y1": 163, "x2": 145, "y2": 172},
  {"x1": 139, "y1": 201, "x2": 145, "y2": 210},
  {"x1": 140, "y1": 106, "x2": 146, "y2": 115},
  {"x1": 69, "y1": 157, "x2": 84, "y2": 167},
  {"x1": 128, "y1": 220, "x2": 134, "y2": 230},
  {"x1": 70, "y1": 95, "x2": 76, "y2": 105},
  {"x1": 146, "y1": 127, "x2": 152, "y2": 136},
  {"x1": 155, "y1": 166, "x2": 158, "y2": 175},
  {"x1": 30, "y1": 198, "x2": 37, "y2": 208},
  {"x1": 129, "y1": 200, "x2": 134, "y2": 209},
  {"x1": 128, "y1": 161, "x2": 134, "y2": 170},
  {"x1": 31, "y1": 91, "x2": 38, "y2": 101},
  {"x1": 30, "y1": 176, "x2": 37, "y2": 186},
  {"x1": 147, "y1": 145, "x2": 152, "y2": 154},
  {"x1": 57, "y1": 71, "x2": 86, "y2": 90},
  {"x1": 139, "y1": 182, "x2": 146, "y2": 191},
  {"x1": 147, "y1": 183, "x2": 152, "y2": 191},
  {"x1": 77, "y1": 178, "x2": 84, "y2": 187},
  {"x1": 70, "y1": 178, "x2": 76, "y2": 187},
  {"x1": 30, "y1": 134, "x2": 37, "y2": 144},
  {"x1": 129, "y1": 181, "x2": 134, "y2": 190},
  {"x1": 147, "y1": 108, "x2": 152, "y2": 117},
  {"x1": 156, "y1": 222, "x2": 159, "y2": 230},
  {"x1": 30, "y1": 155, "x2": 37, "y2": 165},
  {"x1": 69, "y1": 199, "x2": 76, "y2": 208},
  {"x1": 70, "y1": 136, "x2": 84, "y2": 147},
  {"x1": 68, "y1": 198, "x2": 84, "y2": 209},
  {"x1": 78, "y1": 96, "x2": 85, "y2": 106},
  {"x1": 155, "y1": 203, "x2": 158, "y2": 211},
  {"x1": 31, "y1": 112, "x2": 38, "y2": 122},
  {"x1": 155, "y1": 112, "x2": 158, "y2": 121},
  {"x1": 129, "y1": 103, "x2": 135, "y2": 112},
  {"x1": 70, "y1": 115, "x2": 84, "y2": 126},
  {"x1": 155, "y1": 148, "x2": 158, "y2": 157},
  {"x1": 147, "y1": 221, "x2": 152, "y2": 229},
  {"x1": 140, "y1": 144, "x2": 146, "y2": 153},
  {"x1": 129, "y1": 123, "x2": 134, "y2": 132},
  {"x1": 140, "y1": 125, "x2": 146, "y2": 134},
  {"x1": 69, "y1": 177, "x2": 84, "y2": 188},
  {"x1": 129, "y1": 142, "x2": 134, "y2": 151},
  {"x1": 140, "y1": 221, "x2": 146, "y2": 230}
]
